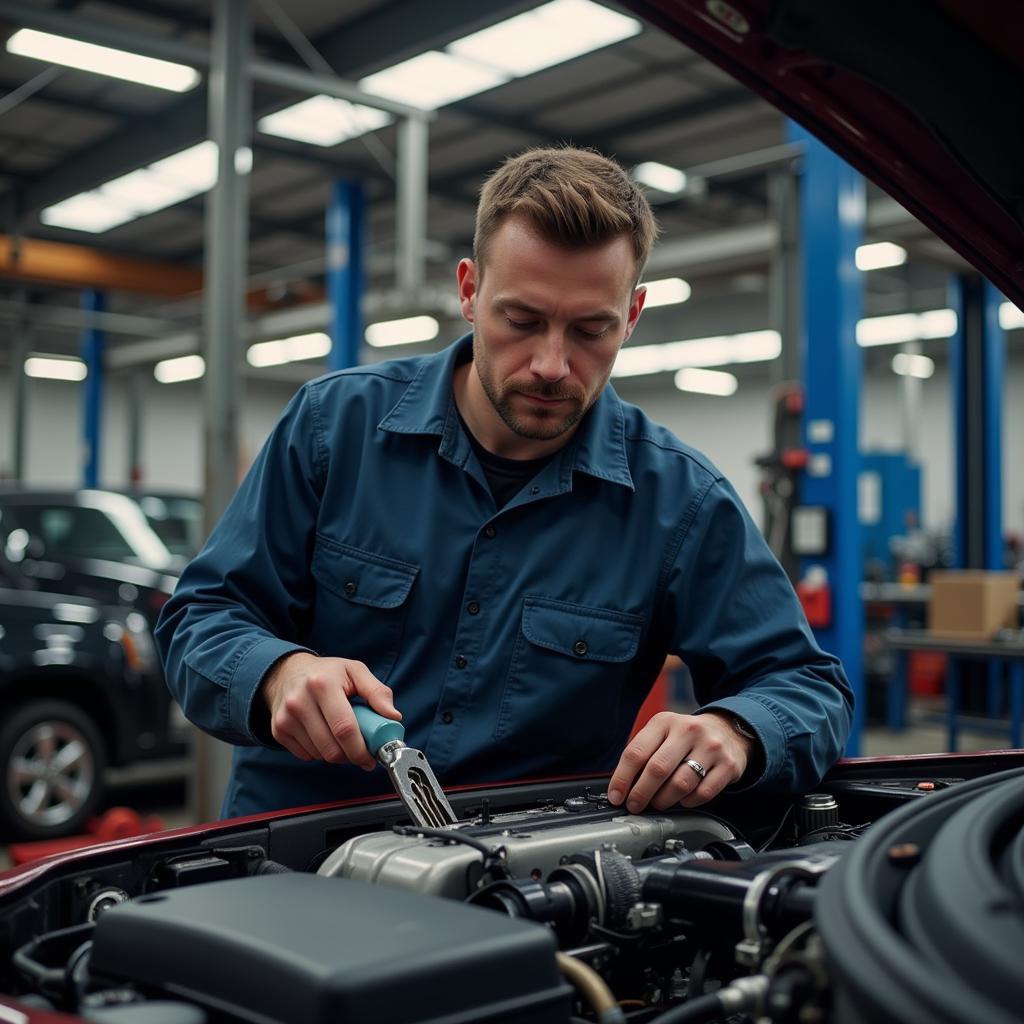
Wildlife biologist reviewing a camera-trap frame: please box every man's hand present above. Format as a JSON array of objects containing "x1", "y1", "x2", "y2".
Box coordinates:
[
  {"x1": 261, "y1": 653, "x2": 401, "y2": 769},
  {"x1": 607, "y1": 710, "x2": 754, "y2": 812}
]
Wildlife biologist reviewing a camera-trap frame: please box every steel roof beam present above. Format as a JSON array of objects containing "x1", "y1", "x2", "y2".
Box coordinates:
[{"x1": 5, "y1": 0, "x2": 531, "y2": 219}]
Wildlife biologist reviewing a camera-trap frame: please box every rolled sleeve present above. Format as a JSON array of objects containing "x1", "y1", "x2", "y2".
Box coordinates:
[{"x1": 665, "y1": 478, "x2": 853, "y2": 794}]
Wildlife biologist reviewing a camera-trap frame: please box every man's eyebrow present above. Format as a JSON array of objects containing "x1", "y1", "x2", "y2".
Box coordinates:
[{"x1": 494, "y1": 298, "x2": 620, "y2": 321}]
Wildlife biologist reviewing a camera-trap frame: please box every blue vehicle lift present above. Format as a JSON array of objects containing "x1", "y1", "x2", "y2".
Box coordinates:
[
  {"x1": 789, "y1": 122, "x2": 865, "y2": 755},
  {"x1": 326, "y1": 180, "x2": 365, "y2": 372},
  {"x1": 80, "y1": 289, "x2": 105, "y2": 489}
]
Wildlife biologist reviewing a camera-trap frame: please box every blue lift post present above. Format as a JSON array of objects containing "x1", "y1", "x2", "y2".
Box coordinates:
[
  {"x1": 80, "y1": 289, "x2": 105, "y2": 489},
  {"x1": 789, "y1": 123, "x2": 865, "y2": 755},
  {"x1": 949, "y1": 275, "x2": 1006, "y2": 739},
  {"x1": 326, "y1": 180, "x2": 365, "y2": 372}
]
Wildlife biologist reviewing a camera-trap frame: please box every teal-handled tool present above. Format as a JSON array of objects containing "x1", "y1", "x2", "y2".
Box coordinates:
[{"x1": 353, "y1": 706, "x2": 457, "y2": 829}]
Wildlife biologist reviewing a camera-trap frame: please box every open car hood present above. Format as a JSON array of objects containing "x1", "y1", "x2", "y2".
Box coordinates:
[{"x1": 626, "y1": 0, "x2": 1024, "y2": 306}]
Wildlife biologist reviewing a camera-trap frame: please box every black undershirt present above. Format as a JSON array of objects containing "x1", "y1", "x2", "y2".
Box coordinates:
[{"x1": 458, "y1": 411, "x2": 555, "y2": 509}]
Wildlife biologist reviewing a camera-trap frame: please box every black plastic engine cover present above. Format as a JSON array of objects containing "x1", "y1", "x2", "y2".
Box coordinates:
[{"x1": 90, "y1": 874, "x2": 571, "y2": 1024}]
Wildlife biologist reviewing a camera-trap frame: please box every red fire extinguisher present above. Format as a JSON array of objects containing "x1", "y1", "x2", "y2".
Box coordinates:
[{"x1": 797, "y1": 566, "x2": 832, "y2": 628}]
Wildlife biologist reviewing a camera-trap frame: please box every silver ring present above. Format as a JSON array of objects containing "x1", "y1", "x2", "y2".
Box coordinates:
[{"x1": 685, "y1": 758, "x2": 707, "y2": 780}]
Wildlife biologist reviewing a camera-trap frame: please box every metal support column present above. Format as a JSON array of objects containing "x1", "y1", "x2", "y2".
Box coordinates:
[
  {"x1": 769, "y1": 166, "x2": 802, "y2": 384},
  {"x1": 396, "y1": 116, "x2": 428, "y2": 295},
  {"x1": 127, "y1": 370, "x2": 145, "y2": 488},
  {"x1": 950, "y1": 274, "x2": 1004, "y2": 570},
  {"x1": 81, "y1": 289, "x2": 105, "y2": 488},
  {"x1": 790, "y1": 122, "x2": 865, "y2": 755},
  {"x1": 949, "y1": 275, "x2": 1005, "y2": 745},
  {"x1": 197, "y1": 0, "x2": 251, "y2": 823},
  {"x1": 326, "y1": 180, "x2": 365, "y2": 371},
  {"x1": 901, "y1": 340, "x2": 923, "y2": 460},
  {"x1": 9, "y1": 299, "x2": 30, "y2": 481}
]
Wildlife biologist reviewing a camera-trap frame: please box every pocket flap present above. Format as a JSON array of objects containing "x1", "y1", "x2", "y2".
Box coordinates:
[
  {"x1": 312, "y1": 537, "x2": 418, "y2": 609},
  {"x1": 521, "y1": 598, "x2": 643, "y2": 663}
]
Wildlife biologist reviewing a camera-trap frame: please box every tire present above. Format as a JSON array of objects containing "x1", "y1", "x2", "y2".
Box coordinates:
[{"x1": 0, "y1": 699, "x2": 107, "y2": 841}]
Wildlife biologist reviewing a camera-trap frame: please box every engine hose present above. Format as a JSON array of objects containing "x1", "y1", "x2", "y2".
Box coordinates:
[
  {"x1": 555, "y1": 952, "x2": 626, "y2": 1024},
  {"x1": 649, "y1": 975, "x2": 769, "y2": 1024}
]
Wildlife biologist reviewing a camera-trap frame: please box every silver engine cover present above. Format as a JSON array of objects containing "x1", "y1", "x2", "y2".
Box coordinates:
[{"x1": 317, "y1": 803, "x2": 734, "y2": 899}]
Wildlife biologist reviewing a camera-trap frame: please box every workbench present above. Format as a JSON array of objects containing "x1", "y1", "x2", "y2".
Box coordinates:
[{"x1": 884, "y1": 628, "x2": 1024, "y2": 750}]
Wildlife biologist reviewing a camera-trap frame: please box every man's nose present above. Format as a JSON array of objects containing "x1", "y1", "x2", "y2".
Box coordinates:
[{"x1": 529, "y1": 330, "x2": 570, "y2": 381}]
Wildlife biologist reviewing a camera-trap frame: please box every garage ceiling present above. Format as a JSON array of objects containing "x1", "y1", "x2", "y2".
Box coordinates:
[{"x1": 0, "y1": 0, "x2": 966, "y2": 371}]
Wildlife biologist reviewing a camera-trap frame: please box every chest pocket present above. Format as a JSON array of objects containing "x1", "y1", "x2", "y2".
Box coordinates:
[
  {"x1": 495, "y1": 597, "x2": 644, "y2": 758},
  {"x1": 310, "y1": 536, "x2": 418, "y2": 682}
]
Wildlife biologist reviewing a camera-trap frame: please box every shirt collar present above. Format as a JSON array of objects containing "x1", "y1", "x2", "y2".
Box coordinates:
[{"x1": 378, "y1": 333, "x2": 634, "y2": 491}]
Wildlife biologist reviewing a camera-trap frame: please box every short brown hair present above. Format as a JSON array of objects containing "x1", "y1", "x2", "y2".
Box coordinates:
[{"x1": 474, "y1": 145, "x2": 659, "y2": 278}]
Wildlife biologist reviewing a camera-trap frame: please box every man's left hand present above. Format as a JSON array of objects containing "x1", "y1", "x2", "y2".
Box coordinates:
[{"x1": 607, "y1": 711, "x2": 754, "y2": 812}]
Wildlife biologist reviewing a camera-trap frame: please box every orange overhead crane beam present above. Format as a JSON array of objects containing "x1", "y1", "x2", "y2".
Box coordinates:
[
  {"x1": 0, "y1": 235, "x2": 322, "y2": 309},
  {"x1": 0, "y1": 234, "x2": 203, "y2": 297}
]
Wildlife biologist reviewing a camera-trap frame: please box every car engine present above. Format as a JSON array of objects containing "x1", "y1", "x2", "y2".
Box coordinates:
[{"x1": 1, "y1": 765, "x2": 1022, "y2": 1024}]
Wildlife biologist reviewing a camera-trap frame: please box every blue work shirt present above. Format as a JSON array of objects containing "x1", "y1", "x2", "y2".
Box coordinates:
[{"x1": 156, "y1": 335, "x2": 852, "y2": 818}]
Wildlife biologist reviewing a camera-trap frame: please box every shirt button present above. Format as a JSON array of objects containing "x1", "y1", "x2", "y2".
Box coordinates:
[
  {"x1": 530, "y1": 486, "x2": 540, "y2": 495},
  {"x1": 467, "y1": 600, "x2": 480, "y2": 615},
  {"x1": 484, "y1": 525, "x2": 496, "y2": 538},
  {"x1": 343, "y1": 581, "x2": 357, "y2": 597},
  {"x1": 455, "y1": 654, "x2": 468, "y2": 669},
  {"x1": 573, "y1": 640, "x2": 588, "y2": 657},
  {"x1": 441, "y1": 711, "x2": 454, "y2": 724}
]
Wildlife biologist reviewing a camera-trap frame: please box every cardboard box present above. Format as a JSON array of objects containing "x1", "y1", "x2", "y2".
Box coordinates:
[{"x1": 928, "y1": 571, "x2": 1020, "y2": 640}]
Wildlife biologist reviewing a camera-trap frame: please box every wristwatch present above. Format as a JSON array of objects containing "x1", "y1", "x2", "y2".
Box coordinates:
[{"x1": 730, "y1": 716, "x2": 757, "y2": 742}]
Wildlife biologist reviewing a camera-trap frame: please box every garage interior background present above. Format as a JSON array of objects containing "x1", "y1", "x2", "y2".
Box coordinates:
[{"x1": 0, "y1": 0, "x2": 1020, "y2": 535}]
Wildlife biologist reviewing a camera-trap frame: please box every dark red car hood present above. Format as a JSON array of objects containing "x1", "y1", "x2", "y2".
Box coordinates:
[{"x1": 625, "y1": 0, "x2": 1024, "y2": 306}]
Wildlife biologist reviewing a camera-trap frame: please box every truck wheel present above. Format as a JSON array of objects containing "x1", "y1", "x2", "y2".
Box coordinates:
[{"x1": 0, "y1": 699, "x2": 106, "y2": 841}]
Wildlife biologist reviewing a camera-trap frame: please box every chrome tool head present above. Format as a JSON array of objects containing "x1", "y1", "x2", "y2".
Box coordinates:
[{"x1": 377, "y1": 740, "x2": 457, "y2": 828}]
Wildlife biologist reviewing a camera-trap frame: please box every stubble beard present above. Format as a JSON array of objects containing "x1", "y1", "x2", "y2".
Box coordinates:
[{"x1": 472, "y1": 327, "x2": 596, "y2": 441}]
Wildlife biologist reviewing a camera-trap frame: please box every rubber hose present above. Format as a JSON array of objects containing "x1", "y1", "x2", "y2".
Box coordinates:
[{"x1": 555, "y1": 952, "x2": 626, "y2": 1024}]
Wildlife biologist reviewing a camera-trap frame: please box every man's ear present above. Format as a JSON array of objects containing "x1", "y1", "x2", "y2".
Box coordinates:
[
  {"x1": 456, "y1": 258, "x2": 477, "y2": 324},
  {"x1": 623, "y1": 284, "x2": 647, "y2": 341}
]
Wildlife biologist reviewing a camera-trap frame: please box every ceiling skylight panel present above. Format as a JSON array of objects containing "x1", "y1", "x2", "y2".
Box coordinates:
[
  {"x1": 449, "y1": 0, "x2": 641, "y2": 77},
  {"x1": 359, "y1": 52, "x2": 508, "y2": 111},
  {"x1": 40, "y1": 193, "x2": 135, "y2": 233},
  {"x1": 149, "y1": 142, "x2": 219, "y2": 193},
  {"x1": 259, "y1": 96, "x2": 393, "y2": 147},
  {"x1": 101, "y1": 169, "x2": 190, "y2": 216}
]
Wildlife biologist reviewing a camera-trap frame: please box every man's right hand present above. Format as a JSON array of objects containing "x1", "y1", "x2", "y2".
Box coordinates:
[{"x1": 261, "y1": 652, "x2": 401, "y2": 769}]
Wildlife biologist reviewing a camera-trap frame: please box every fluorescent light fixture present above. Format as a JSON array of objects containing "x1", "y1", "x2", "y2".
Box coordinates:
[
  {"x1": 24, "y1": 355, "x2": 87, "y2": 381},
  {"x1": 360, "y1": 51, "x2": 508, "y2": 111},
  {"x1": 149, "y1": 141, "x2": 219, "y2": 192},
  {"x1": 449, "y1": 0, "x2": 640, "y2": 77},
  {"x1": 247, "y1": 332, "x2": 332, "y2": 368},
  {"x1": 891, "y1": 353, "x2": 935, "y2": 379},
  {"x1": 365, "y1": 315, "x2": 439, "y2": 348},
  {"x1": 40, "y1": 193, "x2": 135, "y2": 233},
  {"x1": 856, "y1": 308, "x2": 957, "y2": 347},
  {"x1": 259, "y1": 96, "x2": 393, "y2": 147},
  {"x1": 7, "y1": 28, "x2": 199, "y2": 92},
  {"x1": 633, "y1": 161, "x2": 687, "y2": 194},
  {"x1": 41, "y1": 141, "x2": 218, "y2": 233},
  {"x1": 154, "y1": 355, "x2": 205, "y2": 383},
  {"x1": 643, "y1": 277, "x2": 691, "y2": 308},
  {"x1": 613, "y1": 330, "x2": 781, "y2": 378},
  {"x1": 855, "y1": 241, "x2": 907, "y2": 271},
  {"x1": 674, "y1": 367, "x2": 738, "y2": 396},
  {"x1": 999, "y1": 301, "x2": 1024, "y2": 330},
  {"x1": 362, "y1": 0, "x2": 639, "y2": 111},
  {"x1": 100, "y1": 168, "x2": 190, "y2": 216}
]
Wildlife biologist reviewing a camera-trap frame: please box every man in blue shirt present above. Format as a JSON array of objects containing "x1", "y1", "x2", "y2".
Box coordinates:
[{"x1": 157, "y1": 146, "x2": 852, "y2": 819}]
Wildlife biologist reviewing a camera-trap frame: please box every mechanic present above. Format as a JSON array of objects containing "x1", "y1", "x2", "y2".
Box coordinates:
[{"x1": 156, "y1": 146, "x2": 853, "y2": 819}]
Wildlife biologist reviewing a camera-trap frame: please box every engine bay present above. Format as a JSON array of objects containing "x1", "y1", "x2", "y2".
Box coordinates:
[{"x1": 1, "y1": 760, "x2": 1022, "y2": 1024}]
